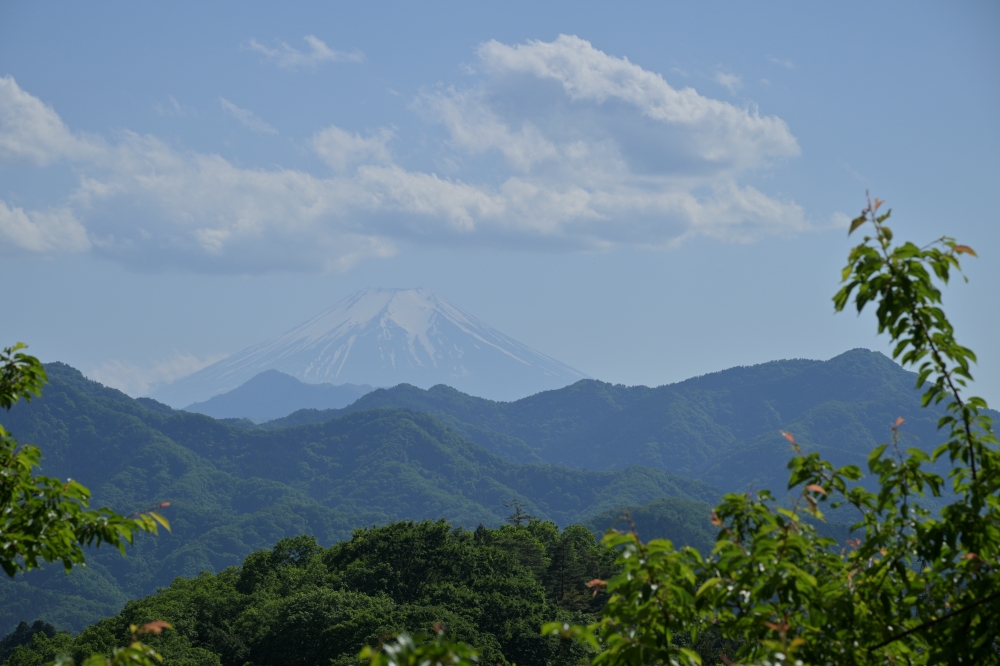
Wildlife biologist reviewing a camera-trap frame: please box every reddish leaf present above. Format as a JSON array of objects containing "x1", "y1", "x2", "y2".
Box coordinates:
[
  {"x1": 805, "y1": 484, "x2": 827, "y2": 495},
  {"x1": 953, "y1": 244, "x2": 977, "y2": 257},
  {"x1": 782, "y1": 431, "x2": 795, "y2": 444},
  {"x1": 138, "y1": 621, "x2": 172, "y2": 636},
  {"x1": 894, "y1": 416, "x2": 905, "y2": 428}
]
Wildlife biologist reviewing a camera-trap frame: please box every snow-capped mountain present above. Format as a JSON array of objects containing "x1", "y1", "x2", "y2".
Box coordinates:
[{"x1": 151, "y1": 288, "x2": 588, "y2": 407}]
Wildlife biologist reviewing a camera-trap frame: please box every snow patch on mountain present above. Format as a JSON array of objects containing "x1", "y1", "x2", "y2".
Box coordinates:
[{"x1": 151, "y1": 288, "x2": 588, "y2": 407}]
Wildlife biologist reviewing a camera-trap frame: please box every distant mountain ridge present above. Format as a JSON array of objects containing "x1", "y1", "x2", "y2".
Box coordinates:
[
  {"x1": 151, "y1": 288, "x2": 587, "y2": 407},
  {"x1": 258, "y1": 349, "x2": 987, "y2": 501},
  {"x1": 183, "y1": 370, "x2": 372, "y2": 422}
]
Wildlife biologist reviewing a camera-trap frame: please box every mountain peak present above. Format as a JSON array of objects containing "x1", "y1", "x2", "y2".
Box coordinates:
[{"x1": 151, "y1": 288, "x2": 587, "y2": 406}]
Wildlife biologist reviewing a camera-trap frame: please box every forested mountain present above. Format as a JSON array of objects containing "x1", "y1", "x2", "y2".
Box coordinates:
[
  {"x1": 264, "y1": 349, "x2": 974, "y2": 496},
  {"x1": 0, "y1": 364, "x2": 712, "y2": 636},
  {"x1": 2, "y1": 521, "x2": 616, "y2": 666},
  {"x1": 3, "y1": 349, "x2": 977, "y2": 641}
]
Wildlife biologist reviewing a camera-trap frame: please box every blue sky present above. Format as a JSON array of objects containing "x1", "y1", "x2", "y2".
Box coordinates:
[{"x1": 2, "y1": 1, "x2": 998, "y2": 403}]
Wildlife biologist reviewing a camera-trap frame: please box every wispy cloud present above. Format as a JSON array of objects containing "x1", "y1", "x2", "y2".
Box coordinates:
[
  {"x1": 713, "y1": 71, "x2": 743, "y2": 94},
  {"x1": 312, "y1": 126, "x2": 394, "y2": 172},
  {"x1": 0, "y1": 38, "x2": 807, "y2": 273},
  {"x1": 766, "y1": 55, "x2": 794, "y2": 69},
  {"x1": 154, "y1": 95, "x2": 196, "y2": 118},
  {"x1": 248, "y1": 35, "x2": 364, "y2": 69},
  {"x1": 219, "y1": 98, "x2": 277, "y2": 134},
  {"x1": 840, "y1": 161, "x2": 868, "y2": 184},
  {"x1": 88, "y1": 352, "x2": 226, "y2": 397}
]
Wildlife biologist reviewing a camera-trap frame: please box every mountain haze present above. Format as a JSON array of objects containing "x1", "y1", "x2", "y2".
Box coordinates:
[
  {"x1": 152, "y1": 288, "x2": 587, "y2": 407},
  {"x1": 183, "y1": 370, "x2": 372, "y2": 422}
]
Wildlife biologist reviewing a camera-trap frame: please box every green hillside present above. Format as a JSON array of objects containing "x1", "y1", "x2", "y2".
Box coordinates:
[
  {"x1": 266, "y1": 349, "x2": 971, "y2": 497},
  {"x1": 0, "y1": 364, "x2": 713, "y2": 636}
]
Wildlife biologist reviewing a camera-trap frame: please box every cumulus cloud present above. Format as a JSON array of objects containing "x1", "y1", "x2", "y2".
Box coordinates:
[
  {"x1": 220, "y1": 98, "x2": 277, "y2": 134},
  {"x1": 0, "y1": 37, "x2": 809, "y2": 271},
  {"x1": 248, "y1": 35, "x2": 364, "y2": 69},
  {"x1": 473, "y1": 36, "x2": 798, "y2": 170},
  {"x1": 89, "y1": 352, "x2": 225, "y2": 397}
]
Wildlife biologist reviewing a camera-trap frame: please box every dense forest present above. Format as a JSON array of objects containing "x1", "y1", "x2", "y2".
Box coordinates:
[{"x1": 2, "y1": 520, "x2": 616, "y2": 666}]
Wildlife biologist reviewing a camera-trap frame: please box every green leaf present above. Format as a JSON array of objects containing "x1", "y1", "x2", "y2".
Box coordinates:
[{"x1": 848, "y1": 214, "x2": 867, "y2": 235}]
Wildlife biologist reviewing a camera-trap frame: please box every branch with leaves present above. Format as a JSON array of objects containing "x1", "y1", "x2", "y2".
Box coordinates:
[
  {"x1": 541, "y1": 196, "x2": 999, "y2": 665},
  {"x1": 1, "y1": 343, "x2": 170, "y2": 577}
]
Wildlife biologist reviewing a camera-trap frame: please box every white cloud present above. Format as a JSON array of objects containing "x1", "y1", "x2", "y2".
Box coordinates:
[
  {"x1": 0, "y1": 37, "x2": 810, "y2": 272},
  {"x1": 766, "y1": 55, "x2": 795, "y2": 70},
  {"x1": 154, "y1": 95, "x2": 196, "y2": 118},
  {"x1": 0, "y1": 200, "x2": 90, "y2": 254},
  {"x1": 0, "y1": 75, "x2": 102, "y2": 165},
  {"x1": 416, "y1": 87, "x2": 559, "y2": 172},
  {"x1": 89, "y1": 352, "x2": 225, "y2": 397},
  {"x1": 312, "y1": 126, "x2": 394, "y2": 172},
  {"x1": 474, "y1": 36, "x2": 798, "y2": 170},
  {"x1": 220, "y1": 98, "x2": 277, "y2": 134},
  {"x1": 713, "y1": 71, "x2": 742, "y2": 94},
  {"x1": 248, "y1": 35, "x2": 364, "y2": 69}
]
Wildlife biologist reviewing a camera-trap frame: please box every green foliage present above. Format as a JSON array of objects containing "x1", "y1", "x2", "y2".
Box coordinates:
[
  {"x1": 51, "y1": 622, "x2": 174, "y2": 666},
  {"x1": 545, "y1": 198, "x2": 1000, "y2": 664},
  {"x1": 0, "y1": 345, "x2": 46, "y2": 411},
  {"x1": 4, "y1": 520, "x2": 610, "y2": 666},
  {"x1": 0, "y1": 345, "x2": 168, "y2": 578},
  {"x1": 0, "y1": 622, "x2": 55, "y2": 663},
  {"x1": 580, "y1": 497, "x2": 718, "y2": 556},
  {"x1": 359, "y1": 627, "x2": 479, "y2": 666}
]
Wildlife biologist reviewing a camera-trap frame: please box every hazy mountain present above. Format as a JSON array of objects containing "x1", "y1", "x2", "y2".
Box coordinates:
[
  {"x1": 151, "y1": 288, "x2": 587, "y2": 407},
  {"x1": 183, "y1": 370, "x2": 373, "y2": 422}
]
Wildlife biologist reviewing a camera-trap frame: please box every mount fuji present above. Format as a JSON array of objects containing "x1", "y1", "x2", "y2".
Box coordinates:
[{"x1": 150, "y1": 288, "x2": 588, "y2": 407}]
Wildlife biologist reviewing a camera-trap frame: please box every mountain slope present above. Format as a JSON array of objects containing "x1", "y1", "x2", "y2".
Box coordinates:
[
  {"x1": 151, "y1": 288, "x2": 587, "y2": 406},
  {"x1": 0, "y1": 364, "x2": 711, "y2": 635},
  {"x1": 262, "y1": 349, "x2": 981, "y2": 498},
  {"x1": 183, "y1": 370, "x2": 373, "y2": 422}
]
